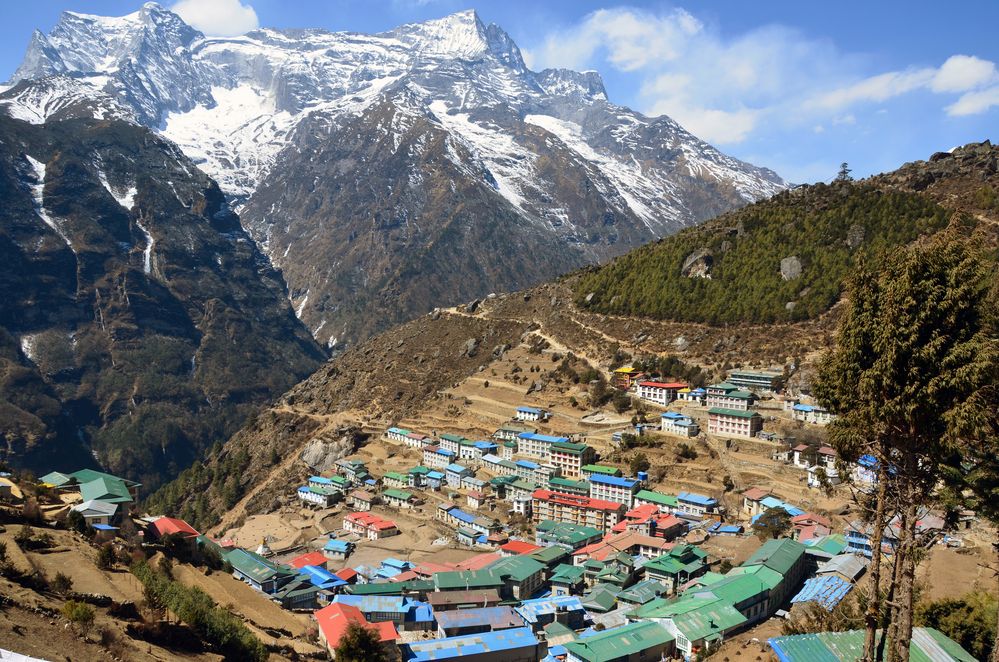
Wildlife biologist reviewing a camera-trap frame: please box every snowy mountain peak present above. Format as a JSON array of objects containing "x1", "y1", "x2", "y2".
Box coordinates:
[
  {"x1": 6, "y1": 6, "x2": 788, "y2": 349},
  {"x1": 536, "y1": 68, "x2": 608, "y2": 101},
  {"x1": 388, "y1": 9, "x2": 491, "y2": 60}
]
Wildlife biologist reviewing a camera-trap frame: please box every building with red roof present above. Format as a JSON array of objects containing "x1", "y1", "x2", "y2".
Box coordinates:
[
  {"x1": 741, "y1": 487, "x2": 773, "y2": 516},
  {"x1": 454, "y1": 551, "x2": 503, "y2": 571},
  {"x1": 572, "y1": 531, "x2": 674, "y2": 563},
  {"x1": 636, "y1": 381, "x2": 688, "y2": 406},
  {"x1": 342, "y1": 512, "x2": 399, "y2": 540},
  {"x1": 530, "y1": 489, "x2": 626, "y2": 533},
  {"x1": 146, "y1": 517, "x2": 199, "y2": 552},
  {"x1": 334, "y1": 567, "x2": 358, "y2": 583},
  {"x1": 500, "y1": 540, "x2": 543, "y2": 556},
  {"x1": 289, "y1": 551, "x2": 329, "y2": 570},
  {"x1": 411, "y1": 561, "x2": 458, "y2": 579},
  {"x1": 314, "y1": 602, "x2": 398, "y2": 659}
]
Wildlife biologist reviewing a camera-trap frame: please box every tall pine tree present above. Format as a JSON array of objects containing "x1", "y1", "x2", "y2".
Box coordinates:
[{"x1": 814, "y1": 235, "x2": 998, "y2": 662}]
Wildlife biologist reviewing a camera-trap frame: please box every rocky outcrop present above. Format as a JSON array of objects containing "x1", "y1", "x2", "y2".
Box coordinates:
[
  {"x1": 299, "y1": 426, "x2": 361, "y2": 474},
  {"x1": 0, "y1": 114, "x2": 324, "y2": 489},
  {"x1": 681, "y1": 248, "x2": 713, "y2": 278},
  {"x1": 780, "y1": 256, "x2": 802, "y2": 281}
]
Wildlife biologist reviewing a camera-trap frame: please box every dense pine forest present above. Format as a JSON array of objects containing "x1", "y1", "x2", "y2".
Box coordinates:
[{"x1": 572, "y1": 183, "x2": 954, "y2": 324}]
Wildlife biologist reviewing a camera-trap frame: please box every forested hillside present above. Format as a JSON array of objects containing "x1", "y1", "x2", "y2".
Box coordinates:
[{"x1": 572, "y1": 183, "x2": 953, "y2": 324}]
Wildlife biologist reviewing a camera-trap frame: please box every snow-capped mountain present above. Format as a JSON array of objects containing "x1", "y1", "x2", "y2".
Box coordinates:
[{"x1": 5, "y1": 3, "x2": 787, "y2": 347}]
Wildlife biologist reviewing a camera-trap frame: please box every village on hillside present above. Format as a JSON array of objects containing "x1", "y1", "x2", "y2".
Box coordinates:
[{"x1": 0, "y1": 353, "x2": 989, "y2": 662}]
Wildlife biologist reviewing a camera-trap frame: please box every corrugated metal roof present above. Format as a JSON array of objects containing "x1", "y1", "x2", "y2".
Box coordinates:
[
  {"x1": 563, "y1": 621, "x2": 674, "y2": 662},
  {"x1": 769, "y1": 628, "x2": 976, "y2": 662},
  {"x1": 791, "y1": 576, "x2": 853, "y2": 610},
  {"x1": 403, "y1": 626, "x2": 539, "y2": 660},
  {"x1": 434, "y1": 606, "x2": 525, "y2": 631}
]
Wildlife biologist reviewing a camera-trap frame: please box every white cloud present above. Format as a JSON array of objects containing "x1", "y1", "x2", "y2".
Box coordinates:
[
  {"x1": 530, "y1": 7, "x2": 702, "y2": 73},
  {"x1": 946, "y1": 85, "x2": 999, "y2": 116},
  {"x1": 808, "y1": 68, "x2": 935, "y2": 110},
  {"x1": 526, "y1": 6, "x2": 999, "y2": 146},
  {"x1": 931, "y1": 55, "x2": 997, "y2": 93},
  {"x1": 172, "y1": 0, "x2": 258, "y2": 37}
]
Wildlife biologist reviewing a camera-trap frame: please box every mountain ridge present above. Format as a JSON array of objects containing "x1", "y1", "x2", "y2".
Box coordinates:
[
  {"x1": 0, "y1": 112, "x2": 325, "y2": 490},
  {"x1": 5, "y1": 4, "x2": 787, "y2": 348},
  {"x1": 148, "y1": 141, "x2": 997, "y2": 528}
]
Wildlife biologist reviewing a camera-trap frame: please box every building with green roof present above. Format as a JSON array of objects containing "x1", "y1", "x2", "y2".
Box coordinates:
[
  {"x1": 543, "y1": 620, "x2": 577, "y2": 645},
  {"x1": 79, "y1": 476, "x2": 134, "y2": 504},
  {"x1": 550, "y1": 563, "x2": 586, "y2": 596},
  {"x1": 433, "y1": 556, "x2": 546, "y2": 601},
  {"x1": 580, "y1": 584, "x2": 619, "y2": 613},
  {"x1": 383, "y1": 488, "x2": 418, "y2": 508},
  {"x1": 535, "y1": 520, "x2": 603, "y2": 551},
  {"x1": 526, "y1": 545, "x2": 568, "y2": 569},
  {"x1": 643, "y1": 544, "x2": 709, "y2": 593},
  {"x1": 633, "y1": 489, "x2": 678, "y2": 511},
  {"x1": 40, "y1": 469, "x2": 140, "y2": 501},
  {"x1": 433, "y1": 570, "x2": 506, "y2": 592},
  {"x1": 803, "y1": 533, "x2": 849, "y2": 559},
  {"x1": 485, "y1": 556, "x2": 546, "y2": 600},
  {"x1": 224, "y1": 549, "x2": 296, "y2": 593},
  {"x1": 617, "y1": 579, "x2": 666, "y2": 607},
  {"x1": 637, "y1": 596, "x2": 748, "y2": 657},
  {"x1": 740, "y1": 537, "x2": 807, "y2": 612},
  {"x1": 563, "y1": 620, "x2": 675, "y2": 661},
  {"x1": 581, "y1": 464, "x2": 622, "y2": 478},
  {"x1": 768, "y1": 627, "x2": 976, "y2": 662},
  {"x1": 548, "y1": 476, "x2": 591, "y2": 496},
  {"x1": 382, "y1": 471, "x2": 408, "y2": 488}
]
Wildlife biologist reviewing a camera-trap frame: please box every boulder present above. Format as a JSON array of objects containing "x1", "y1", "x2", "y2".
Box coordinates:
[
  {"x1": 462, "y1": 338, "x2": 480, "y2": 358},
  {"x1": 780, "y1": 255, "x2": 802, "y2": 281},
  {"x1": 681, "y1": 248, "x2": 713, "y2": 278},
  {"x1": 846, "y1": 224, "x2": 865, "y2": 250}
]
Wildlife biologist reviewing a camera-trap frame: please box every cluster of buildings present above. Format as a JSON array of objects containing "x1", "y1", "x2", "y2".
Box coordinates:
[{"x1": 617, "y1": 365, "x2": 839, "y2": 447}]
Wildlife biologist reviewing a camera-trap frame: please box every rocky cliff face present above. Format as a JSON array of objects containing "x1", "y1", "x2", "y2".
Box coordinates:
[
  {"x1": 7, "y1": 4, "x2": 787, "y2": 348},
  {"x1": 0, "y1": 113, "x2": 325, "y2": 489}
]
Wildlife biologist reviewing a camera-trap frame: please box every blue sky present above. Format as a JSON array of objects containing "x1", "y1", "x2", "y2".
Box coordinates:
[{"x1": 3, "y1": 1, "x2": 997, "y2": 183}]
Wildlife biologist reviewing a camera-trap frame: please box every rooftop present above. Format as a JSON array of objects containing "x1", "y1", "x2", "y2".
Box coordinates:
[
  {"x1": 434, "y1": 606, "x2": 524, "y2": 631},
  {"x1": 768, "y1": 627, "x2": 976, "y2": 662},
  {"x1": 563, "y1": 621, "x2": 674, "y2": 662},
  {"x1": 707, "y1": 407, "x2": 761, "y2": 418},
  {"x1": 581, "y1": 465, "x2": 622, "y2": 476},
  {"x1": 402, "y1": 626, "x2": 539, "y2": 660}
]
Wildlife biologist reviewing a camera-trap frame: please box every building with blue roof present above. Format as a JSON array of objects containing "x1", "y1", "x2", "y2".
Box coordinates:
[
  {"x1": 514, "y1": 595, "x2": 588, "y2": 630},
  {"x1": 752, "y1": 496, "x2": 806, "y2": 519},
  {"x1": 299, "y1": 565, "x2": 347, "y2": 590},
  {"x1": 660, "y1": 412, "x2": 700, "y2": 437},
  {"x1": 427, "y1": 470, "x2": 446, "y2": 489},
  {"x1": 517, "y1": 432, "x2": 570, "y2": 458},
  {"x1": 323, "y1": 538, "x2": 354, "y2": 560},
  {"x1": 434, "y1": 606, "x2": 526, "y2": 638},
  {"x1": 334, "y1": 594, "x2": 434, "y2": 631},
  {"x1": 791, "y1": 575, "x2": 853, "y2": 611},
  {"x1": 446, "y1": 463, "x2": 474, "y2": 488},
  {"x1": 588, "y1": 473, "x2": 641, "y2": 507},
  {"x1": 515, "y1": 407, "x2": 550, "y2": 423},
  {"x1": 401, "y1": 626, "x2": 544, "y2": 661},
  {"x1": 676, "y1": 491, "x2": 720, "y2": 518}
]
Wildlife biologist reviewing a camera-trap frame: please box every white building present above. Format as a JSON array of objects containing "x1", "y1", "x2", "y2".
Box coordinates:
[
  {"x1": 705, "y1": 383, "x2": 755, "y2": 411},
  {"x1": 636, "y1": 381, "x2": 687, "y2": 406},
  {"x1": 660, "y1": 412, "x2": 700, "y2": 438},
  {"x1": 385, "y1": 427, "x2": 411, "y2": 443},
  {"x1": 517, "y1": 432, "x2": 571, "y2": 459},
  {"x1": 515, "y1": 406, "x2": 550, "y2": 423},
  {"x1": 707, "y1": 408, "x2": 762, "y2": 438},
  {"x1": 588, "y1": 474, "x2": 641, "y2": 508},
  {"x1": 792, "y1": 404, "x2": 836, "y2": 425}
]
